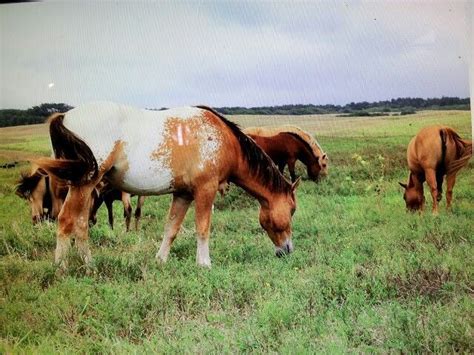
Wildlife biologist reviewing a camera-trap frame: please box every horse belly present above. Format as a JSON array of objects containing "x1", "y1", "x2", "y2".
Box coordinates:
[{"x1": 114, "y1": 149, "x2": 175, "y2": 195}]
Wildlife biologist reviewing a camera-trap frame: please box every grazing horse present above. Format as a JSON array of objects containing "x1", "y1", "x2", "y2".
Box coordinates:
[
  {"x1": 244, "y1": 125, "x2": 328, "y2": 182},
  {"x1": 36, "y1": 102, "x2": 299, "y2": 269},
  {"x1": 90, "y1": 181, "x2": 146, "y2": 231},
  {"x1": 399, "y1": 125, "x2": 472, "y2": 213},
  {"x1": 16, "y1": 168, "x2": 144, "y2": 230},
  {"x1": 15, "y1": 167, "x2": 67, "y2": 223}
]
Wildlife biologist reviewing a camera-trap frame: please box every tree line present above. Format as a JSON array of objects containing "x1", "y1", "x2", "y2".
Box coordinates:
[
  {"x1": 216, "y1": 97, "x2": 470, "y2": 115},
  {"x1": 0, "y1": 103, "x2": 73, "y2": 128},
  {"x1": 0, "y1": 97, "x2": 470, "y2": 128}
]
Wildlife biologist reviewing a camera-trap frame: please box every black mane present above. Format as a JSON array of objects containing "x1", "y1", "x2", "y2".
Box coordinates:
[
  {"x1": 286, "y1": 132, "x2": 319, "y2": 161},
  {"x1": 196, "y1": 106, "x2": 292, "y2": 194},
  {"x1": 15, "y1": 170, "x2": 43, "y2": 199}
]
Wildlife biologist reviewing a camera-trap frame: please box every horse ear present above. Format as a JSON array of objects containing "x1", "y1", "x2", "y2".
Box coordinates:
[
  {"x1": 292, "y1": 177, "x2": 301, "y2": 191},
  {"x1": 398, "y1": 182, "x2": 408, "y2": 189}
]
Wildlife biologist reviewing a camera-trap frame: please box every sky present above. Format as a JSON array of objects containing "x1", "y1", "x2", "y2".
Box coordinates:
[{"x1": 0, "y1": 1, "x2": 471, "y2": 109}]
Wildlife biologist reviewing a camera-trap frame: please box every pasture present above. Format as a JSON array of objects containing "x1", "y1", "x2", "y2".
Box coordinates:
[{"x1": 0, "y1": 110, "x2": 472, "y2": 353}]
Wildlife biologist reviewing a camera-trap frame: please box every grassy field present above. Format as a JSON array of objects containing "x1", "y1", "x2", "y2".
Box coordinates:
[{"x1": 0, "y1": 110, "x2": 473, "y2": 353}]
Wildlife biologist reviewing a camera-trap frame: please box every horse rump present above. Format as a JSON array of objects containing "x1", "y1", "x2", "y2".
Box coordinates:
[
  {"x1": 35, "y1": 113, "x2": 98, "y2": 185},
  {"x1": 445, "y1": 128, "x2": 472, "y2": 175}
]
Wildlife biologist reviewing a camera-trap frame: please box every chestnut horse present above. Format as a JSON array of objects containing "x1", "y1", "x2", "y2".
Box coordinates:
[
  {"x1": 15, "y1": 167, "x2": 67, "y2": 224},
  {"x1": 16, "y1": 168, "x2": 145, "y2": 230},
  {"x1": 399, "y1": 125, "x2": 472, "y2": 213},
  {"x1": 244, "y1": 125, "x2": 328, "y2": 182},
  {"x1": 36, "y1": 102, "x2": 299, "y2": 269}
]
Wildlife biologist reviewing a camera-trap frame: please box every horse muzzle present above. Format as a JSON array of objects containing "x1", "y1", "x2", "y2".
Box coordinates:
[{"x1": 275, "y1": 239, "x2": 293, "y2": 257}]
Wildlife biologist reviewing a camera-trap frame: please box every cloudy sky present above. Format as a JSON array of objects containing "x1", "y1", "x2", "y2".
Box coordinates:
[{"x1": 0, "y1": 1, "x2": 471, "y2": 109}]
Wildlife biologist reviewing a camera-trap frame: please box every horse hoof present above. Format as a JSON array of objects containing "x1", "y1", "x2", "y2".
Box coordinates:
[
  {"x1": 197, "y1": 260, "x2": 211, "y2": 268},
  {"x1": 156, "y1": 253, "x2": 168, "y2": 264}
]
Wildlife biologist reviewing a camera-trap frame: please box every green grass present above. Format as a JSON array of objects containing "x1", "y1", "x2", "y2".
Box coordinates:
[{"x1": 0, "y1": 111, "x2": 473, "y2": 353}]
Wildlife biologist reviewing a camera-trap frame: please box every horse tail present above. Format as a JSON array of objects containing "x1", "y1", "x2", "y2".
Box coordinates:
[
  {"x1": 445, "y1": 128, "x2": 472, "y2": 175},
  {"x1": 35, "y1": 113, "x2": 98, "y2": 185},
  {"x1": 434, "y1": 129, "x2": 448, "y2": 198}
]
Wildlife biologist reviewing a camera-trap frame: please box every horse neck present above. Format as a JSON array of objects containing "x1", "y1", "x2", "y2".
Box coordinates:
[
  {"x1": 408, "y1": 172, "x2": 423, "y2": 191},
  {"x1": 295, "y1": 138, "x2": 318, "y2": 165},
  {"x1": 232, "y1": 159, "x2": 286, "y2": 205}
]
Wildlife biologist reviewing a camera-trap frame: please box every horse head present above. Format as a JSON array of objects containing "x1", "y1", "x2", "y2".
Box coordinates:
[
  {"x1": 15, "y1": 170, "x2": 50, "y2": 224},
  {"x1": 259, "y1": 177, "x2": 300, "y2": 257},
  {"x1": 319, "y1": 153, "x2": 329, "y2": 177},
  {"x1": 399, "y1": 182, "x2": 425, "y2": 212},
  {"x1": 306, "y1": 153, "x2": 328, "y2": 182}
]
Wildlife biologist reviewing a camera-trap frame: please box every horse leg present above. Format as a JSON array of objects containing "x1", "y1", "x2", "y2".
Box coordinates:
[
  {"x1": 56, "y1": 184, "x2": 95, "y2": 269},
  {"x1": 105, "y1": 199, "x2": 114, "y2": 229},
  {"x1": 194, "y1": 184, "x2": 217, "y2": 267},
  {"x1": 88, "y1": 192, "x2": 102, "y2": 226},
  {"x1": 134, "y1": 196, "x2": 146, "y2": 231},
  {"x1": 50, "y1": 177, "x2": 65, "y2": 220},
  {"x1": 156, "y1": 194, "x2": 192, "y2": 263},
  {"x1": 425, "y1": 168, "x2": 439, "y2": 214},
  {"x1": 436, "y1": 170, "x2": 444, "y2": 202},
  {"x1": 122, "y1": 192, "x2": 132, "y2": 232},
  {"x1": 288, "y1": 159, "x2": 297, "y2": 182},
  {"x1": 51, "y1": 197, "x2": 64, "y2": 221},
  {"x1": 446, "y1": 174, "x2": 457, "y2": 210}
]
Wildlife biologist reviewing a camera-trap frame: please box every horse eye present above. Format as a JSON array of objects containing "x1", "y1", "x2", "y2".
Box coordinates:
[{"x1": 291, "y1": 208, "x2": 296, "y2": 216}]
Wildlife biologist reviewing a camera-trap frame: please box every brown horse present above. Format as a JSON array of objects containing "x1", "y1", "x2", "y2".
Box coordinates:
[
  {"x1": 35, "y1": 102, "x2": 299, "y2": 269},
  {"x1": 15, "y1": 167, "x2": 68, "y2": 224},
  {"x1": 244, "y1": 125, "x2": 328, "y2": 182},
  {"x1": 16, "y1": 168, "x2": 144, "y2": 230},
  {"x1": 90, "y1": 181, "x2": 146, "y2": 231},
  {"x1": 399, "y1": 125, "x2": 472, "y2": 213}
]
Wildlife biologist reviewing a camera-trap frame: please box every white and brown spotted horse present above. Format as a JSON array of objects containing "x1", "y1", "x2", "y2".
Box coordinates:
[{"x1": 36, "y1": 102, "x2": 300, "y2": 269}]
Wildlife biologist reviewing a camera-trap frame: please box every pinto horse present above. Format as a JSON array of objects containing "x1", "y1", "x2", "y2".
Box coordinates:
[
  {"x1": 244, "y1": 125, "x2": 328, "y2": 182},
  {"x1": 36, "y1": 102, "x2": 299, "y2": 269},
  {"x1": 399, "y1": 125, "x2": 472, "y2": 213}
]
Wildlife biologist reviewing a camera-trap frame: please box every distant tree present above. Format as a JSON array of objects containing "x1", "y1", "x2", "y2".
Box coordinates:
[
  {"x1": 27, "y1": 103, "x2": 73, "y2": 117},
  {"x1": 400, "y1": 107, "x2": 416, "y2": 115},
  {"x1": 0, "y1": 103, "x2": 74, "y2": 128}
]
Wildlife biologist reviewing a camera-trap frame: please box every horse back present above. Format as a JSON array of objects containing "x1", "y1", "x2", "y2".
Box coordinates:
[
  {"x1": 248, "y1": 133, "x2": 297, "y2": 160},
  {"x1": 407, "y1": 126, "x2": 444, "y2": 173},
  {"x1": 408, "y1": 125, "x2": 471, "y2": 176}
]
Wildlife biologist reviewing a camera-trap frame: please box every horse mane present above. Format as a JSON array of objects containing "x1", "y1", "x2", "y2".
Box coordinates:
[
  {"x1": 15, "y1": 169, "x2": 44, "y2": 199},
  {"x1": 244, "y1": 125, "x2": 325, "y2": 158},
  {"x1": 196, "y1": 106, "x2": 292, "y2": 194},
  {"x1": 35, "y1": 113, "x2": 98, "y2": 186},
  {"x1": 445, "y1": 128, "x2": 472, "y2": 175},
  {"x1": 286, "y1": 132, "x2": 319, "y2": 161}
]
